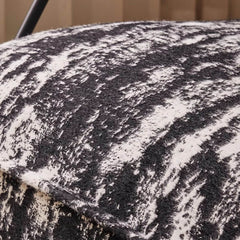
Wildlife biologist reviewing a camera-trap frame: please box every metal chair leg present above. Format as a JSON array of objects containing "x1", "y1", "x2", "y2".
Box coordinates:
[{"x1": 16, "y1": 0, "x2": 49, "y2": 39}]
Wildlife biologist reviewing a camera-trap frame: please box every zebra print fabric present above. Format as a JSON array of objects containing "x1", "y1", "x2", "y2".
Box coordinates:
[
  {"x1": 0, "y1": 21, "x2": 239, "y2": 239},
  {"x1": 0, "y1": 171, "x2": 115, "y2": 240}
]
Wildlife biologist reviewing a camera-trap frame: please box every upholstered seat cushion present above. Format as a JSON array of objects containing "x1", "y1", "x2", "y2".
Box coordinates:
[{"x1": 0, "y1": 21, "x2": 239, "y2": 240}]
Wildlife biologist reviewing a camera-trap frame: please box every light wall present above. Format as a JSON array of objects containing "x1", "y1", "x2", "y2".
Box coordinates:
[{"x1": 0, "y1": 0, "x2": 240, "y2": 43}]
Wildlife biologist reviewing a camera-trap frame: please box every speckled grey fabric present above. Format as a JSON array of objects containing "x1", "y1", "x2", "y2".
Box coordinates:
[{"x1": 0, "y1": 21, "x2": 240, "y2": 240}]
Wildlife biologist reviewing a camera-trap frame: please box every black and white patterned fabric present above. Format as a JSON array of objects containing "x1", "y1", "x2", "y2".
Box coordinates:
[
  {"x1": 0, "y1": 171, "x2": 115, "y2": 240},
  {"x1": 0, "y1": 21, "x2": 240, "y2": 240}
]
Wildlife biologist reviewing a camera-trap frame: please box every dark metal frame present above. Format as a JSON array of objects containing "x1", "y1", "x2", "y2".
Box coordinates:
[{"x1": 16, "y1": 0, "x2": 49, "y2": 39}]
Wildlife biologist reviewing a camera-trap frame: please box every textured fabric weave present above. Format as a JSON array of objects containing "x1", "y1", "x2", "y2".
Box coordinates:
[
  {"x1": 0, "y1": 171, "x2": 115, "y2": 240},
  {"x1": 0, "y1": 21, "x2": 240, "y2": 239}
]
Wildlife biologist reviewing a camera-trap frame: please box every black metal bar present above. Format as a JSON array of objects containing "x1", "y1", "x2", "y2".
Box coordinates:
[{"x1": 16, "y1": 0, "x2": 49, "y2": 39}]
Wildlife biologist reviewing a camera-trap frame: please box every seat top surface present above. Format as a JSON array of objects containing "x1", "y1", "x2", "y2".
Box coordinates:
[{"x1": 0, "y1": 21, "x2": 240, "y2": 239}]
